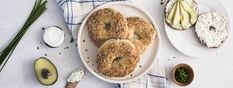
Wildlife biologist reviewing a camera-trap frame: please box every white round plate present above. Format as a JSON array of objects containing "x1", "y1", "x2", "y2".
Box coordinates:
[
  {"x1": 77, "y1": 2, "x2": 161, "y2": 83},
  {"x1": 164, "y1": 0, "x2": 230, "y2": 57}
]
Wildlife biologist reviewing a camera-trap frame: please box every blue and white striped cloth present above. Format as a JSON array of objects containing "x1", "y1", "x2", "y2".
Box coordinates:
[
  {"x1": 56, "y1": 0, "x2": 169, "y2": 88},
  {"x1": 117, "y1": 58, "x2": 170, "y2": 88}
]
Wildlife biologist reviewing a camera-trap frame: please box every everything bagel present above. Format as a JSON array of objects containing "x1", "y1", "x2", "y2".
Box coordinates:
[
  {"x1": 195, "y1": 12, "x2": 229, "y2": 48},
  {"x1": 87, "y1": 8, "x2": 130, "y2": 47},
  {"x1": 127, "y1": 17, "x2": 156, "y2": 54},
  {"x1": 96, "y1": 39, "x2": 140, "y2": 77}
]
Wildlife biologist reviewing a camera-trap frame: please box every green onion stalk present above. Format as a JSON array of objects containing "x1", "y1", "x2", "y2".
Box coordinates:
[{"x1": 0, "y1": 0, "x2": 47, "y2": 72}]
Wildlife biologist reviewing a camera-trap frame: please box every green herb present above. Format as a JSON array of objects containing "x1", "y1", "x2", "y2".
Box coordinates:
[
  {"x1": 0, "y1": 0, "x2": 47, "y2": 72},
  {"x1": 175, "y1": 67, "x2": 189, "y2": 83}
]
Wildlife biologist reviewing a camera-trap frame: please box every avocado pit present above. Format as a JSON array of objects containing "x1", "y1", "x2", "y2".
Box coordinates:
[{"x1": 41, "y1": 68, "x2": 52, "y2": 79}]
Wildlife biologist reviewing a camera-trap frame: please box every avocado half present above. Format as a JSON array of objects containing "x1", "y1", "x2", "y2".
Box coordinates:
[{"x1": 34, "y1": 57, "x2": 58, "y2": 86}]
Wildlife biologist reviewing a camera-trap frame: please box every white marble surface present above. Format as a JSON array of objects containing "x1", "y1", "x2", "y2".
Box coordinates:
[{"x1": 0, "y1": 0, "x2": 233, "y2": 88}]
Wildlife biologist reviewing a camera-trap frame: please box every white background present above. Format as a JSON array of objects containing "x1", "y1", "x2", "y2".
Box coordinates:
[{"x1": 0, "y1": 0, "x2": 233, "y2": 88}]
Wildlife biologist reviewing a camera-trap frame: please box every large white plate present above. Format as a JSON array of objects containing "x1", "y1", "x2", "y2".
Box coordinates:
[
  {"x1": 164, "y1": 0, "x2": 230, "y2": 57},
  {"x1": 77, "y1": 2, "x2": 161, "y2": 83}
]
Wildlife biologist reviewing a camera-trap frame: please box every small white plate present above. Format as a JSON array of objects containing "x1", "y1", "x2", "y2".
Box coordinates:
[
  {"x1": 77, "y1": 2, "x2": 161, "y2": 83},
  {"x1": 164, "y1": 0, "x2": 230, "y2": 57}
]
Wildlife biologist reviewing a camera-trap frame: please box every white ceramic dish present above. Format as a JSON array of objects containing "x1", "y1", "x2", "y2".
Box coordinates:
[
  {"x1": 77, "y1": 2, "x2": 161, "y2": 83},
  {"x1": 164, "y1": 0, "x2": 230, "y2": 57}
]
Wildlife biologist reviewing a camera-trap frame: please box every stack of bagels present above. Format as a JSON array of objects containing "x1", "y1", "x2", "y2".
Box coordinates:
[{"x1": 87, "y1": 8, "x2": 156, "y2": 77}]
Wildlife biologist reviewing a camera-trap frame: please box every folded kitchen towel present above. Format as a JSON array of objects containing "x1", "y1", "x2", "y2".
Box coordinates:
[
  {"x1": 116, "y1": 58, "x2": 170, "y2": 88},
  {"x1": 56, "y1": 0, "x2": 129, "y2": 38}
]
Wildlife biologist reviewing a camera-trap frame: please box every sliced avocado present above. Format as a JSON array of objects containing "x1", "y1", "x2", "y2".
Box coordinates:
[
  {"x1": 34, "y1": 57, "x2": 58, "y2": 86},
  {"x1": 179, "y1": 0, "x2": 191, "y2": 29},
  {"x1": 181, "y1": 0, "x2": 197, "y2": 24},
  {"x1": 167, "y1": 1, "x2": 177, "y2": 22},
  {"x1": 172, "y1": 0, "x2": 181, "y2": 26}
]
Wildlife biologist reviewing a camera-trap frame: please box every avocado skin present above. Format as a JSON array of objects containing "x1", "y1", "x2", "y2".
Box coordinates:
[{"x1": 34, "y1": 57, "x2": 58, "y2": 86}]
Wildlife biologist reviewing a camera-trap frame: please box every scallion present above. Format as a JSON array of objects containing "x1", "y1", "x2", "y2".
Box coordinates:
[{"x1": 0, "y1": 0, "x2": 47, "y2": 72}]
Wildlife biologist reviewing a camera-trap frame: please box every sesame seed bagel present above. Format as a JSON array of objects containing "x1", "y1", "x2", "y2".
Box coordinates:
[
  {"x1": 195, "y1": 12, "x2": 229, "y2": 48},
  {"x1": 97, "y1": 39, "x2": 140, "y2": 77},
  {"x1": 127, "y1": 17, "x2": 156, "y2": 54},
  {"x1": 87, "y1": 8, "x2": 130, "y2": 47}
]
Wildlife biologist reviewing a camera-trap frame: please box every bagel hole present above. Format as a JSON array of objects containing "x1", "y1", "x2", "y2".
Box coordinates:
[
  {"x1": 112, "y1": 56, "x2": 125, "y2": 65},
  {"x1": 209, "y1": 26, "x2": 216, "y2": 32},
  {"x1": 105, "y1": 22, "x2": 111, "y2": 31},
  {"x1": 114, "y1": 57, "x2": 123, "y2": 62},
  {"x1": 133, "y1": 32, "x2": 141, "y2": 39}
]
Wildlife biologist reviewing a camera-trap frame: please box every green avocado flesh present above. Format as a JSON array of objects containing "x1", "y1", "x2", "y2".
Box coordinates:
[{"x1": 34, "y1": 57, "x2": 58, "y2": 86}]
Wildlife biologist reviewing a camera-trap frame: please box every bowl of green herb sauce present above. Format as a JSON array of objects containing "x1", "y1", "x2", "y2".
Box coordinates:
[{"x1": 172, "y1": 63, "x2": 194, "y2": 86}]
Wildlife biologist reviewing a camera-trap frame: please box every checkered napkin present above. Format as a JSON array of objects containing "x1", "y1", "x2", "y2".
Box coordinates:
[
  {"x1": 116, "y1": 58, "x2": 170, "y2": 88},
  {"x1": 56, "y1": 0, "x2": 169, "y2": 88}
]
